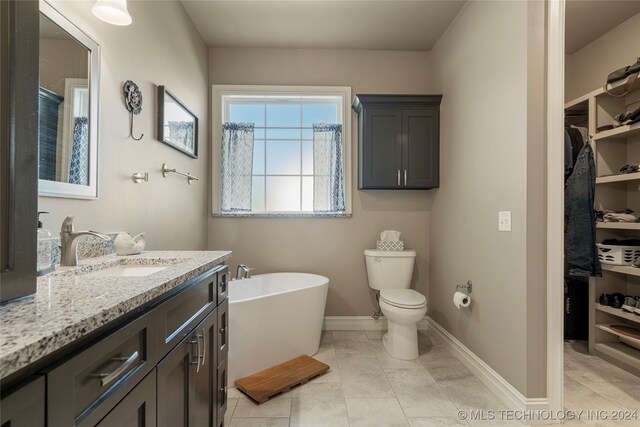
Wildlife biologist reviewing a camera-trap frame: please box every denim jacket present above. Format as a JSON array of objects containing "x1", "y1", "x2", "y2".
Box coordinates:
[{"x1": 565, "y1": 143, "x2": 601, "y2": 276}]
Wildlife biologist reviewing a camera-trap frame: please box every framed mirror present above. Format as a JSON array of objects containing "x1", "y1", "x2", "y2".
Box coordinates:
[
  {"x1": 157, "y1": 86, "x2": 198, "y2": 158},
  {"x1": 38, "y1": 0, "x2": 100, "y2": 199}
]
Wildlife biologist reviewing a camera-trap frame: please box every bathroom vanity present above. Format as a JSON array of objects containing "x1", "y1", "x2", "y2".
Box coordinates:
[{"x1": 0, "y1": 251, "x2": 231, "y2": 427}]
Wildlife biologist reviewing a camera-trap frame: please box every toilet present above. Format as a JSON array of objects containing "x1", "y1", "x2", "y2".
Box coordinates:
[{"x1": 364, "y1": 249, "x2": 427, "y2": 360}]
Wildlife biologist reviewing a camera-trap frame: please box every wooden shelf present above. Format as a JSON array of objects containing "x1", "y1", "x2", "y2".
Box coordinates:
[
  {"x1": 593, "y1": 342, "x2": 640, "y2": 372},
  {"x1": 596, "y1": 222, "x2": 640, "y2": 230},
  {"x1": 601, "y1": 264, "x2": 640, "y2": 277},
  {"x1": 596, "y1": 324, "x2": 640, "y2": 344},
  {"x1": 593, "y1": 122, "x2": 640, "y2": 141},
  {"x1": 596, "y1": 172, "x2": 640, "y2": 184},
  {"x1": 595, "y1": 304, "x2": 640, "y2": 324}
]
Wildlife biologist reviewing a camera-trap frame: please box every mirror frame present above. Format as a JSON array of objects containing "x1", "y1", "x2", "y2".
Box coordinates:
[
  {"x1": 157, "y1": 86, "x2": 199, "y2": 159},
  {"x1": 38, "y1": 0, "x2": 100, "y2": 199}
]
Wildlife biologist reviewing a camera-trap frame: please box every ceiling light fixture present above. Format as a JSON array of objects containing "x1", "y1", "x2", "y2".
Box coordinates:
[{"x1": 92, "y1": 0, "x2": 132, "y2": 26}]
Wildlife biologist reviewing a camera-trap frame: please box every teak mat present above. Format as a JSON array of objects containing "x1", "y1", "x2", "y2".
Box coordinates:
[{"x1": 235, "y1": 355, "x2": 330, "y2": 403}]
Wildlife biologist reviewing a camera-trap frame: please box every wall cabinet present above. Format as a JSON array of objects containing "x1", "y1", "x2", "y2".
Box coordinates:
[{"x1": 352, "y1": 95, "x2": 442, "y2": 190}]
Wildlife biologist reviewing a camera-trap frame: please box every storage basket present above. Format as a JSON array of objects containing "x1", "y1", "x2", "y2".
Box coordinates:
[
  {"x1": 376, "y1": 240, "x2": 404, "y2": 251},
  {"x1": 597, "y1": 243, "x2": 640, "y2": 265}
]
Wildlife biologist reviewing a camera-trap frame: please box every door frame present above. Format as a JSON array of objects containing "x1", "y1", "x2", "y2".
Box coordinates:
[{"x1": 546, "y1": 0, "x2": 565, "y2": 414}]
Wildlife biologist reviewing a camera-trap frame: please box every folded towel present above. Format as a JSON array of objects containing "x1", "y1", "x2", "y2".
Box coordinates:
[{"x1": 380, "y1": 230, "x2": 401, "y2": 242}]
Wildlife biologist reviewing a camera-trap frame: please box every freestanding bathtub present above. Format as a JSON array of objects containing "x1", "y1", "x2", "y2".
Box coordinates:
[{"x1": 228, "y1": 272, "x2": 329, "y2": 386}]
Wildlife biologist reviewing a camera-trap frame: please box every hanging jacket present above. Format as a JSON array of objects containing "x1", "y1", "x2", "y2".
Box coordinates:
[{"x1": 565, "y1": 143, "x2": 601, "y2": 277}]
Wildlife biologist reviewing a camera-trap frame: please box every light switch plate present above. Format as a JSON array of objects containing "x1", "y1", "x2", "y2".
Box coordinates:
[{"x1": 498, "y1": 211, "x2": 512, "y2": 232}]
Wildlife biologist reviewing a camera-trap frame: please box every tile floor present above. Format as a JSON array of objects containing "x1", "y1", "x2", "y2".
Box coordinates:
[{"x1": 223, "y1": 331, "x2": 640, "y2": 426}]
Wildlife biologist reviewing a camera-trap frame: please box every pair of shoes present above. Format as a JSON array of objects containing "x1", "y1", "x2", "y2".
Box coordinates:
[
  {"x1": 622, "y1": 296, "x2": 640, "y2": 314},
  {"x1": 599, "y1": 292, "x2": 626, "y2": 309}
]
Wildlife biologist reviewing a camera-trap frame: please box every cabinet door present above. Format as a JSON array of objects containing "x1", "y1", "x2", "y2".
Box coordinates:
[
  {"x1": 216, "y1": 357, "x2": 228, "y2": 427},
  {"x1": 360, "y1": 108, "x2": 402, "y2": 189},
  {"x1": 0, "y1": 376, "x2": 45, "y2": 427},
  {"x1": 157, "y1": 329, "x2": 196, "y2": 427},
  {"x1": 96, "y1": 371, "x2": 156, "y2": 427},
  {"x1": 193, "y1": 308, "x2": 218, "y2": 427},
  {"x1": 157, "y1": 308, "x2": 218, "y2": 427},
  {"x1": 401, "y1": 108, "x2": 439, "y2": 189},
  {"x1": 217, "y1": 298, "x2": 228, "y2": 364}
]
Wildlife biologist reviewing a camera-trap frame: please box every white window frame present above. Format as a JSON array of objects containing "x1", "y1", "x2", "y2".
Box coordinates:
[{"x1": 211, "y1": 85, "x2": 352, "y2": 217}]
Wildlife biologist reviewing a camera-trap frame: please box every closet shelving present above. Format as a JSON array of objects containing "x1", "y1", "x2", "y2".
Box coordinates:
[{"x1": 565, "y1": 76, "x2": 640, "y2": 376}]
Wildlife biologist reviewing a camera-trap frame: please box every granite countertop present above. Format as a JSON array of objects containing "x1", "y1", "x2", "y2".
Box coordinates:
[{"x1": 0, "y1": 250, "x2": 232, "y2": 380}]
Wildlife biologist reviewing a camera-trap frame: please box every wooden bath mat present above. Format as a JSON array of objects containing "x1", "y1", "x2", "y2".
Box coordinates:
[{"x1": 235, "y1": 355, "x2": 330, "y2": 403}]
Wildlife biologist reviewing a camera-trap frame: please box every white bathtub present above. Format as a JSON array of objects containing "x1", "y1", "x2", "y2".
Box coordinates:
[{"x1": 228, "y1": 272, "x2": 329, "y2": 386}]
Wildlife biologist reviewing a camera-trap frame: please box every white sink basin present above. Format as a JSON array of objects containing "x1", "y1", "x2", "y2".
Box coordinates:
[{"x1": 84, "y1": 265, "x2": 169, "y2": 278}]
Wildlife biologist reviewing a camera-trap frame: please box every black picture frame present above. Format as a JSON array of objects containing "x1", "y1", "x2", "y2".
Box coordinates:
[{"x1": 157, "y1": 86, "x2": 198, "y2": 158}]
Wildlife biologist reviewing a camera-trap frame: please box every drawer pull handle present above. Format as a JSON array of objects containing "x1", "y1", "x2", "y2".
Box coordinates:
[
  {"x1": 404, "y1": 170, "x2": 407, "y2": 186},
  {"x1": 200, "y1": 328, "x2": 206, "y2": 368},
  {"x1": 190, "y1": 334, "x2": 202, "y2": 372},
  {"x1": 94, "y1": 351, "x2": 139, "y2": 387},
  {"x1": 397, "y1": 170, "x2": 401, "y2": 186}
]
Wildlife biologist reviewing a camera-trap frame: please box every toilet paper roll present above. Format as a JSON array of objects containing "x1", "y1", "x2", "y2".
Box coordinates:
[{"x1": 453, "y1": 291, "x2": 471, "y2": 309}]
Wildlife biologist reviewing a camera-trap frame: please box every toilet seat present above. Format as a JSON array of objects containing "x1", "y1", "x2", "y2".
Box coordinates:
[{"x1": 380, "y1": 289, "x2": 426, "y2": 309}]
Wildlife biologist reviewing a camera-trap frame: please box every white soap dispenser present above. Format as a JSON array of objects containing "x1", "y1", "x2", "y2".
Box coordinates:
[{"x1": 37, "y1": 211, "x2": 54, "y2": 275}]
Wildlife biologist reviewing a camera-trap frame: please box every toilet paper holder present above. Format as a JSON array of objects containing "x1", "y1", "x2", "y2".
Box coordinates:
[{"x1": 456, "y1": 280, "x2": 473, "y2": 294}]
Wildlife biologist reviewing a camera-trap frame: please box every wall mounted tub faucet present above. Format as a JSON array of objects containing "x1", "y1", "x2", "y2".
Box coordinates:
[
  {"x1": 236, "y1": 264, "x2": 253, "y2": 280},
  {"x1": 60, "y1": 216, "x2": 111, "y2": 267}
]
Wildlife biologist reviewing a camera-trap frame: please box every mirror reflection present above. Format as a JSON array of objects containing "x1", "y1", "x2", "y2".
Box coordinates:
[{"x1": 38, "y1": 13, "x2": 90, "y2": 186}]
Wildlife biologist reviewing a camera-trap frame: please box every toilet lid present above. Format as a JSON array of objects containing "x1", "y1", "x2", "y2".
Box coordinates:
[{"x1": 380, "y1": 289, "x2": 426, "y2": 309}]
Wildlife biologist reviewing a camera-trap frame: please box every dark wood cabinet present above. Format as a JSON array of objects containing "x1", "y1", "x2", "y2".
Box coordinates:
[
  {"x1": 157, "y1": 307, "x2": 218, "y2": 427},
  {"x1": 0, "y1": 376, "x2": 45, "y2": 427},
  {"x1": 96, "y1": 370, "x2": 156, "y2": 427},
  {"x1": 2, "y1": 266, "x2": 228, "y2": 427},
  {"x1": 353, "y1": 95, "x2": 442, "y2": 189}
]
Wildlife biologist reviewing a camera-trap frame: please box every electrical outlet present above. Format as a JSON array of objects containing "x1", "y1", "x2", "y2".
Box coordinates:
[{"x1": 498, "y1": 211, "x2": 512, "y2": 232}]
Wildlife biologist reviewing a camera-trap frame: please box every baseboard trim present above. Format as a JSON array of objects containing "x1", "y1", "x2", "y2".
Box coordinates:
[
  {"x1": 322, "y1": 316, "x2": 429, "y2": 331},
  {"x1": 427, "y1": 317, "x2": 550, "y2": 413}
]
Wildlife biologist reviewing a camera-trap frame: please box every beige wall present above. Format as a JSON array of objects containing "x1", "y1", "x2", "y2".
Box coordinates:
[
  {"x1": 39, "y1": 1, "x2": 209, "y2": 250},
  {"x1": 565, "y1": 12, "x2": 640, "y2": 101},
  {"x1": 208, "y1": 48, "x2": 434, "y2": 316},
  {"x1": 430, "y1": 0, "x2": 546, "y2": 397}
]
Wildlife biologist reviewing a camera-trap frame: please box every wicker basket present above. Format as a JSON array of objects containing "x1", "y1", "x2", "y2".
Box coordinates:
[{"x1": 597, "y1": 243, "x2": 640, "y2": 265}]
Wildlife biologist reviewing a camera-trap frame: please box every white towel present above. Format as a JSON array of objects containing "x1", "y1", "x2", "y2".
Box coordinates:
[{"x1": 380, "y1": 230, "x2": 401, "y2": 242}]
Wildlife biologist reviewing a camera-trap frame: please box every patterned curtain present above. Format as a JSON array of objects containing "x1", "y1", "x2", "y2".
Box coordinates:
[
  {"x1": 69, "y1": 116, "x2": 89, "y2": 185},
  {"x1": 168, "y1": 121, "x2": 195, "y2": 150},
  {"x1": 221, "y1": 122, "x2": 255, "y2": 212},
  {"x1": 313, "y1": 123, "x2": 345, "y2": 212}
]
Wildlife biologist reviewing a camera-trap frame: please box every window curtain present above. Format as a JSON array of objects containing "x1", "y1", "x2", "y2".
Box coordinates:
[
  {"x1": 69, "y1": 116, "x2": 89, "y2": 185},
  {"x1": 168, "y1": 121, "x2": 195, "y2": 150},
  {"x1": 221, "y1": 122, "x2": 255, "y2": 212},
  {"x1": 313, "y1": 123, "x2": 345, "y2": 212}
]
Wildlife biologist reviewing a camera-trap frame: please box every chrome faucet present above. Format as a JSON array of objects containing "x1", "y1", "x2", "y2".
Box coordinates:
[
  {"x1": 236, "y1": 264, "x2": 253, "y2": 280},
  {"x1": 60, "y1": 216, "x2": 111, "y2": 267}
]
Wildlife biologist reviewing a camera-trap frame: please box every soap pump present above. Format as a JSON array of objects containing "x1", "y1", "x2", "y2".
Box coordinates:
[{"x1": 37, "y1": 211, "x2": 54, "y2": 275}]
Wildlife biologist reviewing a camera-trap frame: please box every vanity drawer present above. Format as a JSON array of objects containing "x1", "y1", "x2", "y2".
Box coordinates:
[
  {"x1": 47, "y1": 311, "x2": 157, "y2": 427},
  {"x1": 217, "y1": 266, "x2": 229, "y2": 305},
  {"x1": 156, "y1": 269, "x2": 217, "y2": 359}
]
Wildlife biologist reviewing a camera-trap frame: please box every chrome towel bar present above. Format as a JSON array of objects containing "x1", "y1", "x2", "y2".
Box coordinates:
[{"x1": 161, "y1": 163, "x2": 199, "y2": 184}]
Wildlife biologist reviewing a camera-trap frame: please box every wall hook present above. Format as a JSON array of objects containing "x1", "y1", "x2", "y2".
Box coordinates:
[
  {"x1": 128, "y1": 113, "x2": 144, "y2": 141},
  {"x1": 132, "y1": 172, "x2": 149, "y2": 183},
  {"x1": 123, "y1": 80, "x2": 144, "y2": 141}
]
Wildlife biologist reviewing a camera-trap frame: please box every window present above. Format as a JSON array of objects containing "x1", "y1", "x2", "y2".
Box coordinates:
[{"x1": 212, "y1": 86, "x2": 352, "y2": 216}]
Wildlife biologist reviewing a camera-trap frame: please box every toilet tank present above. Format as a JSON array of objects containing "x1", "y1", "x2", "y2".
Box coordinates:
[{"x1": 364, "y1": 249, "x2": 416, "y2": 291}]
